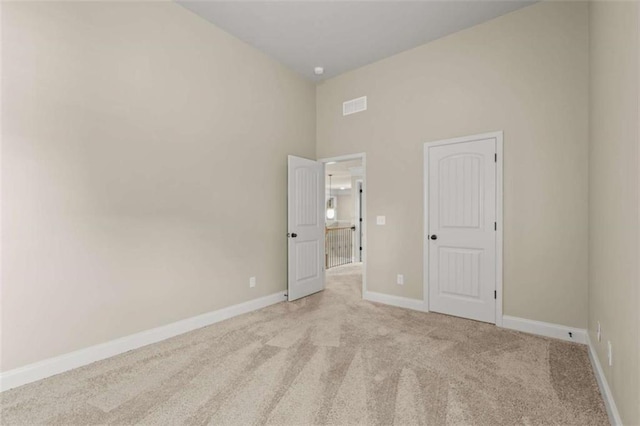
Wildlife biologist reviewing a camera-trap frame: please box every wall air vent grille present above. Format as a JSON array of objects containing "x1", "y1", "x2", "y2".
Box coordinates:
[{"x1": 343, "y1": 96, "x2": 367, "y2": 116}]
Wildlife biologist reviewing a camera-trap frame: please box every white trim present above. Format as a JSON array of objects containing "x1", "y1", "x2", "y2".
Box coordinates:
[
  {"x1": 423, "y1": 131, "x2": 504, "y2": 324},
  {"x1": 0, "y1": 291, "x2": 286, "y2": 392},
  {"x1": 495, "y1": 133, "x2": 504, "y2": 326},
  {"x1": 501, "y1": 316, "x2": 624, "y2": 424},
  {"x1": 319, "y1": 153, "x2": 367, "y2": 299},
  {"x1": 363, "y1": 291, "x2": 428, "y2": 312},
  {"x1": 354, "y1": 179, "x2": 363, "y2": 262},
  {"x1": 586, "y1": 334, "x2": 623, "y2": 426},
  {"x1": 501, "y1": 315, "x2": 586, "y2": 344}
]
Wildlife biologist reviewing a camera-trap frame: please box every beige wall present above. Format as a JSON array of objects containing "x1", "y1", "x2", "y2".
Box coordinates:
[
  {"x1": 588, "y1": 1, "x2": 640, "y2": 424},
  {"x1": 317, "y1": 1, "x2": 590, "y2": 328},
  {"x1": 1, "y1": 2, "x2": 316, "y2": 371},
  {"x1": 4, "y1": 6, "x2": 637, "y2": 420}
]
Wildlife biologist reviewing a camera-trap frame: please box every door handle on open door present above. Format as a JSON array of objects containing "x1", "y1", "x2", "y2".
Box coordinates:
[
  {"x1": 430, "y1": 235, "x2": 437, "y2": 240},
  {"x1": 291, "y1": 233, "x2": 298, "y2": 238}
]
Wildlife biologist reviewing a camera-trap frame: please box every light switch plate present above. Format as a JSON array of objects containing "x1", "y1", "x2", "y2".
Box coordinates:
[{"x1": 376, "y1": 216, "x2": 386, "y2": 225}]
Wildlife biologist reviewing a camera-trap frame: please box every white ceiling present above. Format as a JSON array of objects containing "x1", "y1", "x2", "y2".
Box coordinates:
[
  {"x1": 326, "y1": 160, "x2": 362, "y2": 191},
  {"x1": 177, "y1": 1, "x2": 536, "y2": 81}
]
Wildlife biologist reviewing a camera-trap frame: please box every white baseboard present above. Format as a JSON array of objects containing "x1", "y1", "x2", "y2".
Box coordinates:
[
  {"x1": 363, "y1": 291, "x2": 428, "y2": 312},
  {"x1": 501, "y1": 315, "x2": 587, "y2": 344},
  {"x1": 586, "y1": 334, "x2": 623, "y2": 426},
  {"x1": 502, "y1": 317, "x2": 622, "y2": 424},
  {"x1": 0, "y1": 291, "x2": 286, "y2": 392}
]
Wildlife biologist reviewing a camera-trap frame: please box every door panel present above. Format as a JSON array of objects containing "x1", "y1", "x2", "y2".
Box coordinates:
[
  {"x1": 288, "y1": 155, "x2": 325, "y2": 301},
  {"x1": 438, "y1": 247, "x2": 481, "y2": 298},
  {"x1": 427, "y1": 137, "x2": 496, "y2": 323},
  {"x1": 440, "y1": 154, "x2": 482, "y2": 228},
  {"x1": 295, "y1": 241, "x2": 320, "y2": 281}
]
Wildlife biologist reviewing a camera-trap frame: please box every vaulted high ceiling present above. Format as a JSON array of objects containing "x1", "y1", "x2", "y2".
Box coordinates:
[{"x1": 177, "y1": 1, "x2": 536, "y2": 81}]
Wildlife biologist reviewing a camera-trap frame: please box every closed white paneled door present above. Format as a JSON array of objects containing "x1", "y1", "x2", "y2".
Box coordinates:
[
  {"x1": 287, "y1": 155, "x2": 325, "y2": 301},
  {"x1": 425, "y1": 134, "x2": 500, "y2": 323}
]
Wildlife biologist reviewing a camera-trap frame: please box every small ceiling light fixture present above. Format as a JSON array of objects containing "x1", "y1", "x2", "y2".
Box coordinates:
[
  {"x1": 314, "y1": 66, "x2": 324, "y2": 76},
  {"x1": 326, "y1": 174, "x2": 335, "y2": 220},
  {"x1": 340, "y1": 187, "x2": 345, "y2": 190}
]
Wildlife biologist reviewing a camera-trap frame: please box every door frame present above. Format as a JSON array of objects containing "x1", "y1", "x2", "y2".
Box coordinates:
[
  {"x1": 423, "y1": 131, "x2": 503, "y2": 326},
  {"x1": 319, "y1": 153, "x2": 367, "y2": 299},
  {"x1": 355, "y1": 179, "x2": 363, "y2": 262}
]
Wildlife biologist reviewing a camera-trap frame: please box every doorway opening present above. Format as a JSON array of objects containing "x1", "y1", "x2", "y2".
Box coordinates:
[
  {"x1": 321, "y1": 154, "x2": 366, "y2": 297},
  {"x1": 285, "y1": 153, "x2": 366, "y2": 302}
]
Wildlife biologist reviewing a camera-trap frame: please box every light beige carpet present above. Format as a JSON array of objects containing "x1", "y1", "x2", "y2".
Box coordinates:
[{"x1": 1, "y1": 264, "x2": 608, "y2": 425}]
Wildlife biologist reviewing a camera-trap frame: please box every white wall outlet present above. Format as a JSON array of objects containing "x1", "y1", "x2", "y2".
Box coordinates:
[
  {"x1": 376, "y1": 216, "x2": 386, "y2": 225},
  {"x1": 249, "y1": 276, "x2": 256, "y2": 288},
  {"x1": 597, "y1": 321, "x2": 601, "y2": 342},
  {"x1": 607, "y1": 341, "x2": 613, "y2": 366},
  {"x1": 397, "y1": 274, "x2": 404, "y2": 285}
]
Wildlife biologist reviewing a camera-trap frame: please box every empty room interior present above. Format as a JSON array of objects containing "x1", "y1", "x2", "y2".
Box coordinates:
[{"x1": 1, "y1": 0, "x2": 639, "y2": 425}]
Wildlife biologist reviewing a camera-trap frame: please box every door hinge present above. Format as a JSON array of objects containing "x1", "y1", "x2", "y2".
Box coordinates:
[
  {"x1": 494, "y1": 153, "x2": 497, "y2": 162},
  {"x1": 360, "y1": 189, "x2": 363, "y2": 193},
  {"x1": 494, "y1": 290, "x2": 497, "y2": 299},
  {"x1": 359, "y1": 218, "x2": 363, "y2": 222},
  {"x1": 359, "y1": 247, "x2": 363, "y2": 251},
  {"x1": 494, "y1": 222, "x2": 497, "y2": 231}
]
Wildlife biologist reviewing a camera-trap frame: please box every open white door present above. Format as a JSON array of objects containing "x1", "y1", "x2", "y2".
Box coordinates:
[
  {"x1": 425, "y1": 133, "x2": 501, "y2": 324},
  {"x1": 287, "y1": 155, "x2": 325, "y2": 301}
]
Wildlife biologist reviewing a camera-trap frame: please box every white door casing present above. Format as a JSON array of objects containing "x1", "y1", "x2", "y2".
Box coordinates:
[
  {"x1": 424, "y1": 132, "x2": 503, "y2": 324},
  {"x1": 319, "y1": 153, "x2": 367, "y2": 300},
  {"x1": 356, "y1": 180, "x2": 363, "y2": 262},
  {"x1": 287, "y1": 155, "x2": 325, "y2": 301}
]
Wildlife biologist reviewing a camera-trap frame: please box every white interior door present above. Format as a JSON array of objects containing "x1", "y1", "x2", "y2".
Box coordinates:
[
  {"x1": 287, "y1": 155, "x2": 325, "y2": 301},
  {"x1": 426, "y1": 135, "x2": 498, "y2": 323}
]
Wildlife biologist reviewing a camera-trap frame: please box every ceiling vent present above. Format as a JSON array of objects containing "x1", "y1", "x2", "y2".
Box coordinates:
[{"x1": 343, "y1": 96, "x2": 367, "y2": 116}]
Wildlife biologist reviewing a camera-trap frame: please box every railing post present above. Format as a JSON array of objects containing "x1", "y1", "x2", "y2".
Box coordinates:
[{"x1": 325, "y1": 225, "x2": 356, "y2": 270}]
